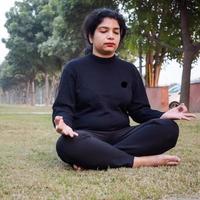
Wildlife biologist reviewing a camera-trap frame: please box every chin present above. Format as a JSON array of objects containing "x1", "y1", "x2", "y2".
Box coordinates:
[{"x1": 102, "y1": 50, "x2": 115, "y2": 55}]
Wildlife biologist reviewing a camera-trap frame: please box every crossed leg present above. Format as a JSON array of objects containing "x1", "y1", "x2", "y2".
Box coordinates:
[
  {"x1": 112, "y1": 119, "x2": 180, "y2": 167},
  {"x1": 56, "y1": 119, "x2": 180, "y2": 170}
]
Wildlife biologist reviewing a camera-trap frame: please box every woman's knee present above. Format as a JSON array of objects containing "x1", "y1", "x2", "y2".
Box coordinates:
[
  {"x1": 160, "y1": 119, "x2": 179, "y2": 146},
  {"x1": 56, "y1": 131, "x2": 92, "y2": 164},
  {"x1": 56, "y1": 135, "x2": 73, "y2": 164},
  {"x1": 149, "y1": 118, "x2": 179, "y2": 146}
]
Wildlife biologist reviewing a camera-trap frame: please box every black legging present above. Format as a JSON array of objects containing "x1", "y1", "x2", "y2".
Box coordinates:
[{"x1": 56, "y1": 119, "x2": 179, "y2": 170}]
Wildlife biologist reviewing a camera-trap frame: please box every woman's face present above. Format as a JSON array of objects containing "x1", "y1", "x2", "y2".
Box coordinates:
[{"x1": 89, "y1": 17, "x2": 121, "y2": 58}]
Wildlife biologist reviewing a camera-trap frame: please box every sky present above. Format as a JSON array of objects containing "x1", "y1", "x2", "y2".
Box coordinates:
[
  {"x1": 0, "y1": 0, "x2": 200, "y2": 86},
  {"x1": 0, "y1": 0, "x2": 16, "y2": 62}
]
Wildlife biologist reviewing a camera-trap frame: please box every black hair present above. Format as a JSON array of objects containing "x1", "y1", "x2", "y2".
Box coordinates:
[{"x1": 82, "y1": 8, "x2": 127, "y2": 46}]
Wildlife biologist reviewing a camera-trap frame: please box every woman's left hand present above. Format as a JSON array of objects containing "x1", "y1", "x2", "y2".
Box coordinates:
[{"x1": 160, "y1": 103, "x2": 196, "y2": 120}]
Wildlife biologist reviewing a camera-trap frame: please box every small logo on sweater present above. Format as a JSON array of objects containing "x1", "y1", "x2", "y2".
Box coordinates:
[{"x1": 121, "y1": 81, "x2": 128, "y2": 88}]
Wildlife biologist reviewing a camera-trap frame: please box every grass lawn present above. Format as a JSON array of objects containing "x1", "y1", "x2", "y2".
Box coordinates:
[{"x1": 0, "y1": 105, "x2": 199, "y2": 200}]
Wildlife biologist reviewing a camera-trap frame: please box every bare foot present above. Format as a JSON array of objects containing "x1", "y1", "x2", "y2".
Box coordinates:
[
  {"x1": 72, "y1": 164, "x2": 84, "y2": 171},
  {"x1": 133, "y1": 155, "x2": 181, "y2": 168}
]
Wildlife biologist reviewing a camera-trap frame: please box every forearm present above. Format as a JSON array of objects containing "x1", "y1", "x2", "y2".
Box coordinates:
[
  {"x1": 52, "y1": 105, "x2": 73, "y2": 128},
  {"x1": 129, "y1": 107, "x2": 164, "y2": 123}
]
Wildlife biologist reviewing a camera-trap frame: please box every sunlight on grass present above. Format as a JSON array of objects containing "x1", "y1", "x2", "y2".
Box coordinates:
[{"x1": 0, "y1": 105, "x2": 199, "y2": 200}]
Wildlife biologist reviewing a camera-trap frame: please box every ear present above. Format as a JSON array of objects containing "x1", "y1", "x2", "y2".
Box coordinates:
[{"x1": 89, "y1": 34, "x2": 93, "y2": 44}]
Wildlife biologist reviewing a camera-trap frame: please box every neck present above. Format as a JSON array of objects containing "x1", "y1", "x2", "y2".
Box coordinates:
[
  {"x1": 90, "y1": 53, "x2": 116, "y2": 64},
  {"x1": 92, "y1": 50, "x2": 115, "y2": 58}
]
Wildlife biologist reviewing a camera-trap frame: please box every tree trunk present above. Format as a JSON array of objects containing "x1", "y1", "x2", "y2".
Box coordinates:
[
  {"x1": 145, "y1": 51, "x2": 154, "y2": 87},
  {"x1": 44, "y1": 73, "x2": 50, "y2": 105},
  {"x1": 30, "y1": 79, "x2": 35, "y2": 106},
  {"x1": 180, "y1": 51, "x2": 193, "y2": 107},
  {"x1": 26, "y1": 80, "x2": 30, "y2": 105},
  {"x1": 138, "y1": 41, "x2": 143, "y2": 76},
  {"x1": 178, "y1": 0, "x2": 200, "y2": 108},
  {"x1": 49, "y1": 74, "x2": 58, "y2": 104},
  {"x1": 154, "y1": 63, "x2": 161, "y2": 87}
]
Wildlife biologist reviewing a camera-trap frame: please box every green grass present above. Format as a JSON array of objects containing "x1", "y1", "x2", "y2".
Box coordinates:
[{"x1": 0, "y1": 105, "x2": 199, "y2": 200}]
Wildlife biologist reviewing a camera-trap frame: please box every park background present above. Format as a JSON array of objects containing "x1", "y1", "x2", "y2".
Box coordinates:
[
  {"x1": 0, "y1": 0, "x2": 200, "y2": 110},
  {"x1": 0, "y1": 0, "x2": 199, "y2": 200}
]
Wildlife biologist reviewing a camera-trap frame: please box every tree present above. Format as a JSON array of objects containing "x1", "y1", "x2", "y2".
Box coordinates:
[
  {"x1": 37, "y1": 0, "x2": 119, "y2": 103},
  {"x1": 3, "y1": 0, "x2": 43, "y2": 104},
  {"x1": 0, "y1": 60, "x2": 31, "y2": 104},
  {"x1": 122, "y1": 0, "x2": 200, "y2": 107},
  {"x1": 3, "y1": 0, "x2": 61, "y2": 105},
  {"x1": 123, "y1": 1, "x2": 178, "y2": 87},
  {"x1": 177, "y1": 0, "x2": 200, "y2": 107},
  {"x1": 2, "y1": 0, "x2": 120, "y2": 104},
  {"x1": 39, "y1": 0, "x2": 118, "y2": 64}
]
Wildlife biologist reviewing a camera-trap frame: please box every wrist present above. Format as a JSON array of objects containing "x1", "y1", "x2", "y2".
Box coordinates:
[{"x1": 160, "y1": 113, "x2": 166, "y2": 119}]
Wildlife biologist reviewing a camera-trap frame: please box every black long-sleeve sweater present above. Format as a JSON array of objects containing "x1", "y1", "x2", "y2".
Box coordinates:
[{"x1": 52, "y1": 54, "x2": 163, "y2": 131}]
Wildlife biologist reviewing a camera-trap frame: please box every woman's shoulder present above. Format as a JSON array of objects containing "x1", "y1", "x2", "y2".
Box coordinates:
[
  {"x1": 63, "y1": 55, "x2": 91, "y2": 71},
  {"x1": 116, "y1": 57, "x2": 138, "y2": 73}
]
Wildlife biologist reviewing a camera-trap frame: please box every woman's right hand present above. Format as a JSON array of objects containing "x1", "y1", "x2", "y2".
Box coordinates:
[{"x1": 54, "y1": 116, "x2": 79, "y2": 138}]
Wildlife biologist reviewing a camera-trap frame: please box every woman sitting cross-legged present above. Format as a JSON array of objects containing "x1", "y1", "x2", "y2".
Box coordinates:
[{"x1": 52, "y1": 8, "x2": 196, "y2": 170}]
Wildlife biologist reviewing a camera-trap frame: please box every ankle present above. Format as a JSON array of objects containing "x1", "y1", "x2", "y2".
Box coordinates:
[{"x1": 132, "y1": 157, "x2": 144, "y2": 168}]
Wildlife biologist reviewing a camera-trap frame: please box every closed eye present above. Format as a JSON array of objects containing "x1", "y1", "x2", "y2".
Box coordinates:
[
  {"x1": 114, "y1": 31, "x2": 120, "y2": 35},
  {"x1": 98, "y1": 27, "x2": 120, "y2": 35}
]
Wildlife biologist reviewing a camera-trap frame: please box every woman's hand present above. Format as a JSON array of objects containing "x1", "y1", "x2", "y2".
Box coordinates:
[
  {"x1": 54, "y1": 116, "x2": 79, "y2": 137},
  {"x1": 160, "y1": 103, "x2": 196, "y2": 120}
]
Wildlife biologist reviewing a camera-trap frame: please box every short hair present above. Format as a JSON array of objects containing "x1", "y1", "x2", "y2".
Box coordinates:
[{"x1": 82, "y1": 8, "x2": 127, "y2": 45}]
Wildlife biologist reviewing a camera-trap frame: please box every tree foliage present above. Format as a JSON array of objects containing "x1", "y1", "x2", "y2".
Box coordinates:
[
  {"x1": 1, "y1": 0, "x2": 118, "y2": 104},
  {"x1": 122, "y1": 0, "x2": 200, "y2": 107},
  {"x1": 1, "y1": 0, "x2": 200, "y2": 107},
  {"x1": 39, "y1": 0, "x2": 118, "y2": 63}
]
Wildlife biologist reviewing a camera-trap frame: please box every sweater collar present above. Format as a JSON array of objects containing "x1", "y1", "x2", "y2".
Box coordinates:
[{"x1": 89, "y1": 53, "x2": 116, "y2": 64}]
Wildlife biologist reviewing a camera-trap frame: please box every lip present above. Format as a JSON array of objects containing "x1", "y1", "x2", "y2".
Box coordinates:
[{"x1": 104, "y1": 43, "x2": 115, "y2": 47}]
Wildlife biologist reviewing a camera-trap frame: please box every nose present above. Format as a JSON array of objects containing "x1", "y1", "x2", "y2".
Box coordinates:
[{"x1": 106, "y1": 31, "x2": 114, "y2": 40}]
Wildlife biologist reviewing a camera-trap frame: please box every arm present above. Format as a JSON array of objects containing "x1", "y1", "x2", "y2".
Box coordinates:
[
  {"x1": 52, "y1": 64, "x2": 78, "y2": 137},
  {"x1": 127, "y1": 67, "x2": 163, "y2": 123},
  {"x1": 127, "y1": 66, "x2": 195, "y2": 122}
]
